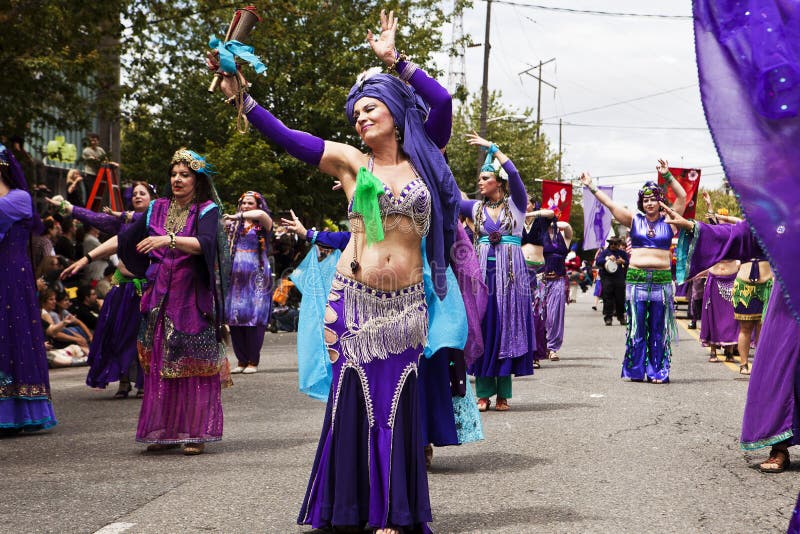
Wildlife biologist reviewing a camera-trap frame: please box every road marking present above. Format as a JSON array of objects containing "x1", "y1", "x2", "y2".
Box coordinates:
[
  {"x1": 92, "y1": 523, "x2": 135, "y2": 534},
  {"x1": 590, "y1": 393, "x2": 605, "y2": 398},
  {"x1": 676, "y1": 318, "x2": 740, "y2": 373}
]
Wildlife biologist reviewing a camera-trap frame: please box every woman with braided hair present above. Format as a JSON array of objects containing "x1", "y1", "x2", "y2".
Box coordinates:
[
  {"x1": 459, "y1": 133, "x2": 535, "y2": 412},
  {"x1": 223, "y1": 191, "x2": 273, "y2": 374}
]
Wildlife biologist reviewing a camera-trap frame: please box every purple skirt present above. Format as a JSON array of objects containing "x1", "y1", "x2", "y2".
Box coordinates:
[
  {"x1": 299, "y1": 273, "x2": 432, "y2": 532},
  {"x1": 469, "y1": 261, "x2": 535, "y2": 378},
  {"x1": 418, "y1": 348, "x2": 458, "y2": 447},
  {"x1": 85, "y1": 282, "x2": 143, "y2": 389},
  {"x1": 528, "y1": 265, "x2": 548, "y2": 361},
  {"x1": 699, "y1": 272, "x2": 739, "y2": 346}
]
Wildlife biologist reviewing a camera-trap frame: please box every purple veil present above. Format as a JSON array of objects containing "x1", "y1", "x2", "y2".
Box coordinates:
[
  {"x1": 345, "y1": 73, "x2": 460, "y2": 299},
  {"x1": 0, "y1": 144, "x2": 43, "y2": 235},
  {"x1": 694, "y1": 0, "x2": 800, "y2": 318}
]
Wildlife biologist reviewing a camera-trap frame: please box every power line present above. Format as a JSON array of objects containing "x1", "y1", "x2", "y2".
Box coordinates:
[
  {"x1": 543, "y1": 84, "x2": 697, "y2": 120},
  {"x1": 492, "y1": 1, "x2": 692, "y2": 19},
  {"x1": 544, "y1": 121, "x2": 711, "y2": 132}
]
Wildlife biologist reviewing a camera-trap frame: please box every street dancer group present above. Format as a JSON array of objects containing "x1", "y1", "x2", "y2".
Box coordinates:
[{"x1": 6, "y1": 2, "x2": 800, "y2": 532}]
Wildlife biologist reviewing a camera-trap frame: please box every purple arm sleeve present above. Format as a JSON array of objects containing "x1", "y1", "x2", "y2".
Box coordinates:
[
  {"x1": 459, "y1": 199, "x2": 477, "y2": 219},
  {"x1": 117, "y1": 213, "x2": 149, "y2": 278},
  {"x1": 246, "y1": 100, "x2": 325, "y2": 167},
  {"x1": 503, "y1": 159, "x2": 528, "y2": 211},
  {"x1": 397, "y1": 62, "x2": 452, "y2": 149},
  {"x1": 0, "y1": 189, "x2": 33, "y2": 241},
  {"x1": 683, "y1": 221, "x2": 758, "y2": 280},
  {"x1": 72, "y1": 206, "x2": 125, "y2": 235},
  {"x1": 309, "y1": 230, "x2": 351, "y2": 251}
]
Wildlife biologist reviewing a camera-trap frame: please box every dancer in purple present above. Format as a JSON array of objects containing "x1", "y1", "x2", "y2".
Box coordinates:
[
  {"x1": 522, "y1": 199, "x2": 552, "y2": 367},
  {"x1": 47, "y1": 181, "x2": 156, "y2": 398},
  {"x1": 214, "y1": 10, "x2": 460, "y2": 532},
  {"x1": 223, "y1": 191, "x2": 273, "y2": 375},
  {"x1": 0, "y1": 144, "x2": 57, "y2": 433},
  {"x1": 580, "y1": 161, "x2": 687, "y2": 384},
  {"x1": 699, "y1": 259, "x2": 739, "y2": 363},
  {"x1": 63, "y1": 149, "x2": 228, "y2": 455},
  {"x1": 460, "y1": 133, "x2": 535, "y2": 412},
  {"x1": 540, "y1": 214, "x2": 573, "y2": 361}
]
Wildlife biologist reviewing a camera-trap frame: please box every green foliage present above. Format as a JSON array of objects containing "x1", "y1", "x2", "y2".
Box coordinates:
[
  {"x1": 0, "y1": 0, "x2": 125, "y2": 137},
  {"x1": 696, "y1": 185, "x2": 743, "y2": 219},
  {"x1": 119, "y1": 0, "x2": 448, "y2": 224}
]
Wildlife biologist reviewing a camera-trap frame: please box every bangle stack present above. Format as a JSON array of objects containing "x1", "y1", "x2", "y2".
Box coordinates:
[
  {"x1": 387, "y1": 49, "x2": 408, "y2": 72},
  {"x1": 168, "y1": 232, "x2": 177, "y2": 249},
  {"x1": 588, "y1": 184, "x2": 599, "y2": 195},
  {"x1": 660, "y1": 170, "x2": 675, "y2": 184},
  {"x1": 84, "y1": 253, "x2": 93, "y2": 264}
]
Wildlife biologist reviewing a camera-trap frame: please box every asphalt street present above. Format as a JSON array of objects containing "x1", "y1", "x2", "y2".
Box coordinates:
[{"x1": 2, "y1": 290, "x2": 797, "y2": 533}]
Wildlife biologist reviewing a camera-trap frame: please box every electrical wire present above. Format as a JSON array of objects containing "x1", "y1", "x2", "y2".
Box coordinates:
[
  {"x1": 542, "y1": 84, "x2": 697, "y2": 120},
  {"x1": 491, "y1": 1, "x2": 692, "y2": 20}
]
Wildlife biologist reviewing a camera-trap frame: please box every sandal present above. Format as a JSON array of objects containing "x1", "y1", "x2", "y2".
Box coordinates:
[
  {"x1": 759, "y1": 449, "x2": 789, "y2": 473},
  {"x1": 477, "y1": 397, "x2": 491, "y2": 412},
  {"x1": 724, "y1": 347, "x2": 735, "y2": 362},
  {"x1": 182, "y1": 443, "x2": 205, "y2": 455},
  {"x1": 708, "y1": 354, "x2": 720, "y2": 363},
  {"x1": 495, "y1": 398, "x2": 510, "y2": 411},
  {"x1": 114, "y1": 383, "x2": 131, "y2": 399},
  {"x1": 740, "y1": 363, "x2": 751, "y2": 375},
  {"x1": 548, "y1": 351, "x2": 560, "y2": 362},
  {"x1": 533, "y1": 361, "x2": 541, "y2": 369}
]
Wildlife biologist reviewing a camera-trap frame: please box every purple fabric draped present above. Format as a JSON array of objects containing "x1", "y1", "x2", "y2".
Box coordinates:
[
  {"x1": 694, "y1": 1, "x2": 800, "y2": 318},
  {"x1": 226, "y1": 226, "x2": 273, "y2": 326},
  {"x1": 699, "y1": 272, "x2": 740, "y2": 346},
  {"x1": 678, "y1": 221, "x2": 800, "y2": 449},
  {"x1": 0, "y1": 189, "x2": 56, "y2": 430},
  {"x1": 0, "y1": 145, "x2": 43, "y2": 235},
  {"x1": 345, "y1": 73, "x2": 461, "y2": 300},
  {"x1": 71, "y1": 206, "x2": 130, "y2": 235},
  {"x1": 449, "y1": 224, "x2": 487, "y2": 366}
]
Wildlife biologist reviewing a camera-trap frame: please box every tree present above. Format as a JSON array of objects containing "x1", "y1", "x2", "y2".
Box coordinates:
[
  {"x1": 696, "y1": 185, "x2": 743, "y2": 218},
  {"x1": 0, "y1": 1, "x2": 124, "y2": 138},
  {"x1": 120, "y1": 0, "x2": 450, "y2": 222}
]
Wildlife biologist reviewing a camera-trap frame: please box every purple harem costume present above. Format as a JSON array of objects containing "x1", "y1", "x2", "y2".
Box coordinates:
[
  {"x1": 699, "y1": 271, "x2": 739, "y2": 349},
  {"x1": 71, "y1": 206, "x2": 145, "y2": 391},
  {"x1": 225, "y1": 204, "x2": 273, "y2": 368},
  {"x1": 0, "y1": 187, "x2": 57, "y2": 431},
  {"x1": 461, "y1": 158, "x2": 535, "y2": 399},
  {"x1": 522, "y1": 217, "x2": 549, "y2": 362},
  {"x1": 541, "y1": 222, "x2": 569, "y2": 354},
  {"x1": 622, "y1": 214, "x2": 678, "y2": 383},
  {"x1": 677, "y1": 221, "x2": 800, "y2": 450},
  {"x1": 118, "y1": 198, "x2": 227, "y2": 445}
]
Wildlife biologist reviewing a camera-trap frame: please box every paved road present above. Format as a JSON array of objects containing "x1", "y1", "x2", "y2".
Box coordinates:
[{"x1": 3, "y1": 290, "x2": 797, "y2": 533}]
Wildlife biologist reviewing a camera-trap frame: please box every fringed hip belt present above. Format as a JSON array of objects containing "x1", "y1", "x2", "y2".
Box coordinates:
[
  {"x1": 626, "y1": 267, "x2": 672, "y2": 285},
  {"x1": 325, "y1": 272, "x2": 427, "y2": 366}
]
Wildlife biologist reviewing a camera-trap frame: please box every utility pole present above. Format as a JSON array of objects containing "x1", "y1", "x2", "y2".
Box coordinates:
[
  {"x1": 558, "y1": 118, "x2": 563, "y2": 181},
  {"x1": 478, "y1": 0, "x2": 492, "y2": 142},
  {"x1": 518, "y1": 58, "x2": 556, "y2": 141}
]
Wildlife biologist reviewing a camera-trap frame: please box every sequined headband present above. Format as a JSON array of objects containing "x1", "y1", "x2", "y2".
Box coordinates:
[{"x1": 171, "y1": 148, "x2": 212, "y2": 174}]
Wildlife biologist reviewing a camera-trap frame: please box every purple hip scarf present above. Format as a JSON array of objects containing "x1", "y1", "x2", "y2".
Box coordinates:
[{"x1": 300, "y1": 272, "x2": 432, "y2": 531}]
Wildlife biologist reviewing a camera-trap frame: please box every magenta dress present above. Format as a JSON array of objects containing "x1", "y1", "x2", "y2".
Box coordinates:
[
  {"x1": 118, "y1": 198, "x2": 226, "y2": 444},
  {"x1": 0, "y1": 189, "x2": 57, "y2": 431}
]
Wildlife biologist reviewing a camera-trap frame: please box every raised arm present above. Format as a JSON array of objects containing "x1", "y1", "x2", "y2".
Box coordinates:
[
  {"x1": 579, "y1": 172, "x2": 633, "y2": 227},
  {"x1": 657, "y1": 159, "x2": 687, "y2": 216},
  {"x1": 459, "y1": 199, "x2": 478, "y2": 220},
  {"x1": 558, "y1": 221, "x2": 573, "y2": 246},
  {"x1": 224, "y1": 209, "x2": 273, "y2": 232},
  {"x1": 0, "y1": 189, "x2": 33, "y2": 239},
  {"x1": 466, "y1": 132, "x2": 527, "y2": 210}
]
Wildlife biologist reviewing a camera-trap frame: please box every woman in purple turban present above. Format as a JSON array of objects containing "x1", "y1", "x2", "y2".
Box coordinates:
[
  {"x1": 0, "y1": 144, "x2": 57, "y2": 433},
  {"x1": 580, "y1": 160, "x2": 687, "y2": 383},
  {"x1": 213, "y1": 10, "x2": 459, "y2": 533}
]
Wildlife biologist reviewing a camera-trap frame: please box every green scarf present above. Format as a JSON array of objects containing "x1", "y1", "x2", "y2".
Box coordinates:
[{"x1": 351, "y1": 166, "x2": 386, "y2": 245}]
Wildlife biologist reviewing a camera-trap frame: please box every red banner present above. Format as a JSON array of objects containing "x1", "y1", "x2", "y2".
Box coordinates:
[
  {"x1": 659, "y1": 167, "x2": 701, "y2": 219},
  {"x1": 541, "y1": 180, "x2": 572, "y2": 222}
]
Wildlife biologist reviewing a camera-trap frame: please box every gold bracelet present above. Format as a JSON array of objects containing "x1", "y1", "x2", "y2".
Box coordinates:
[
  {"x1": 388, "y1": 49, "x2": 408, "y2": 72},
  {"x1": 168, "y1": 232, "x2": 176, "y2": 249}
]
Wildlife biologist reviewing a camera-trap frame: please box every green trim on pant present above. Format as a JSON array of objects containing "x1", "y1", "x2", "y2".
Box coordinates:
[{"x1": 475, "y1": 375, "x2": 512, "y2": 399}]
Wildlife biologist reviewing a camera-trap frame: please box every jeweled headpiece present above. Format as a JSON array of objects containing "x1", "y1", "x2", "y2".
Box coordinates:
[
  {"x1": 171, "y1": 148, "x2": 214, "y2": 175},
  {"x1": 637, "y1": 181, "x2": 665, "y2": 212},
  {"x1": 480, "y1": 158, "x2": 508, "y2": 181}
]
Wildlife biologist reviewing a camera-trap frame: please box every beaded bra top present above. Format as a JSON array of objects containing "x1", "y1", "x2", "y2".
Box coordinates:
[
  {"x1": 348, "y1": 156, "x2": 431, "y2": 237},
  {"x1": 629, "y1": 213, "x2": 672, "y2": 250}
]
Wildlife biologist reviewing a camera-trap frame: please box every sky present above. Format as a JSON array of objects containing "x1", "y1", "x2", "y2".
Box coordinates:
[{"x1": 432, "y1": 0, "x2": 721, "y2": 209}]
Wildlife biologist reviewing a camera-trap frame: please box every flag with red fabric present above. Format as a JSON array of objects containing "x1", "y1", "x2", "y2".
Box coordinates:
[
  {"x1": 659, "y1": 167, "x2": 701, "y2": 219},
  {"x1": 541, "y1": 180, "x2": 572, "y2": 222}
]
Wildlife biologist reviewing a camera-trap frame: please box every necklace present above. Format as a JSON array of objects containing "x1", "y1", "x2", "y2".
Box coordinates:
[
  {"x1": 486, "y1": 195, "x2": 506, "y2": 209},
  {"x1": 165, "y1": 200, "x2": 191, "y2": 234},
  {"x1": 645, "y1": 217, "x2": 657, "y2": 238}
]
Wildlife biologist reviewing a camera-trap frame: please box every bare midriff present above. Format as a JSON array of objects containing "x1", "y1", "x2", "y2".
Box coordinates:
[
  {"x1": 736, "y1": 260, "x2": 772, "y2": 284},
  {"x1": 117, "y1": 259, "x2": 136, "y2": 279},
  {"x1": 629, "y1": 247, "x2": 671, "y2": 270},
  {"x1": 709, "y1": 259, "x2": 739, "y2": 276},
  {"x1": 522, "y1": 243, "x2": 544, "y2": 264},
  {"x1": 339, "y1": 213, "x2": 424, "y2": 290}
]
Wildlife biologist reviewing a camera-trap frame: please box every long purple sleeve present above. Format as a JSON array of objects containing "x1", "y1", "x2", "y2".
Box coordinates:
[
  {"x1": 459, "y1": 199, "x2": 477, "y2": 220},
  {"x1": 503, "y1": 159, "x2": 527, "y2": 211},
  {"x1": 677, "y1": 221, "x2": 760, "y2": 282},
  {"x1": 397, "y1": 62, "x2": 452, "y2": 149},
  {"x1": 72, "y1": 206, "x2": 126, "y2": 235},
  {"x1": 308, "y1": 230, "x2": 350, "y2": 251},
  {"x1": 117, "y1": 213, "x2": 149, "y2": 278},
  {"x1": 0, "y1": 189, "x2": 33, "y2": 241},
  {"x1": 246, "y1": 102, "x2": 325, "y2": 167}
]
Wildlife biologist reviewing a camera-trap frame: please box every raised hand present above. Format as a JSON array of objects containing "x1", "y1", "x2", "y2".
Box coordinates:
[
  {"x1": 206, "y1": 51, "x2": 249, "y2": 99},
  {"x1": 656, "y1": 159, "x2": 670, "y2": 176},
  {"x1": 61, "y1": 258, "x2": 87, "y2": 280},
  {"x1": 465, "y1": 131, "x2": 491, "y2": 148},
  {"x1": 280, "y1": 209, "x2": 307, "y2": 239},
  {"x1": 578, "y1": 172, "x2": 593, "y2": 187},
  {"x1": 660, "y1": 201, "x2": 693, "y2": 230},
  {"x1": 366, "y1": 9, "x2": 399, "y2": 66}
]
